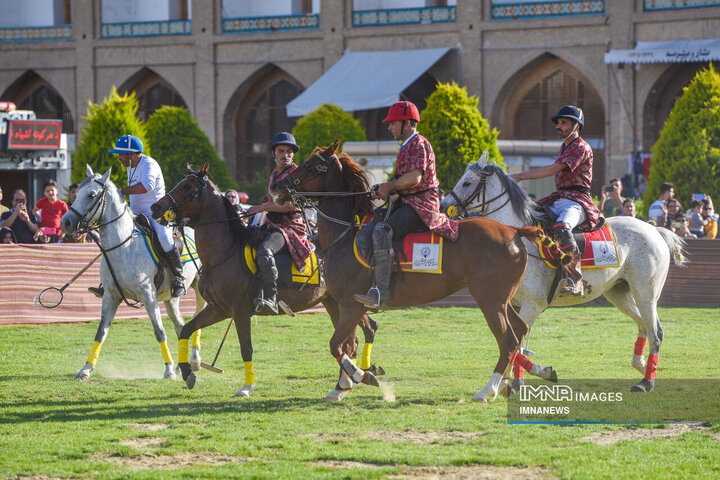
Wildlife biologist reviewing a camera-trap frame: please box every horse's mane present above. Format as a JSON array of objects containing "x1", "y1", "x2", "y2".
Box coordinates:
[
  {"x1": 311, "y1": 147, "x2": 374, "y2": 218},
  {"x1": 484, "y1": 164, "x2": 541, "y2": 226}
]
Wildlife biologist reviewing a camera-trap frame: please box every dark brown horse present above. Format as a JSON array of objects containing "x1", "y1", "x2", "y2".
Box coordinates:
[
  {"x1": 270, "y1": 141, "x2": 548, "y2": 402},
  {"x1": 150, "y1": 162, "x2": 381, "y2": 397}
]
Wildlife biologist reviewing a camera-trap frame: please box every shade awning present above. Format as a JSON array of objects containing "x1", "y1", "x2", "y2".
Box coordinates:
[
  {"x1": 604, "y1": 38, "x2": 720, "y2": 64},
  {"x1": 286, "y1": 47, "x2": 451, "y2": 117}
]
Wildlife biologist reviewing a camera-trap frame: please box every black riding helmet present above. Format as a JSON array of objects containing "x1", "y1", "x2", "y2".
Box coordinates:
[
  {"x1": 270, "y1": 132, "x2": 299, "y2": 153},
  {"x1": 552, "y1": 105, "x2": 584, "y2": 130}
]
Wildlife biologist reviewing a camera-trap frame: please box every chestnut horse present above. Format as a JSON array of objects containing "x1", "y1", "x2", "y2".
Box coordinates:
[
  {"x1": 270, "y1": 141, "x2": 547, "y2": 402},
  {"x1": 150, "y1": 162, "x2": 381, "y2": 397}
]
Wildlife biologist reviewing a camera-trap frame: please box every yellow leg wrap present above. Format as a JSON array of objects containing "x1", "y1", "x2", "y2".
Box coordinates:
[
  {"x1": 87, "y1": 341, "x2": 102, "y2": 365},
  {"x1": 359, "y1": 343, "x2": 373, "y2": 370},
  {"x1": 191, "y1": 329, "x2": 201, "y2": 348},
  {"x1": 178, "y1": 338, "x2": 189, "y2": 364},
  {"x1": 244, "y1": 361, "x2": 256, "y2": 385},
  {"x1": 160, "y1": 341, "x2": 173, "y2": 364}
]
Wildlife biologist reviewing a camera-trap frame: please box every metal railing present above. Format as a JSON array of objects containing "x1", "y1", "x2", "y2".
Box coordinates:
[
  {"x1": 0, "y1": 25, "x2": 72, "y2": 42},
  {"x1": 491, "y1": 0, "x2": 605, "y2": 20},
  {"x1": 353, "y1": 6, "x2": 456, "y2": 26},
  {"x1": 101, "y1": 20, "x2": 191, "y2": 38},
  {"x1": 222, "y1": 14, "x2": 319, "y2": 33}
]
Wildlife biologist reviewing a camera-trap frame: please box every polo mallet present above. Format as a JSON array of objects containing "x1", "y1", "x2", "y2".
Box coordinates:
[
  {"x1": 200, "y1": 318, "x2": 234, "y2": 373},
  {"x1": 37, "y1": 253, "x2": 102, "y2": 308}
]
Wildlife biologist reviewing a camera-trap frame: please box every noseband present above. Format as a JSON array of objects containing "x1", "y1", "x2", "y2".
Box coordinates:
[
  {"x1": 67, "y1": 177, "x2": 128, "y2": 233},
  {"x1": 448, "y1": 165, "x2": 510, "y2": 217},
  {"x1": 165, "y1": 173, "x2": 209, "y2": 223}
]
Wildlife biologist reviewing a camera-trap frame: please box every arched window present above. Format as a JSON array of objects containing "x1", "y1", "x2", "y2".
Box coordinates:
[
  {"x1": 120, "y1": 70, "x2": 187, "y2": 122},
  {"x1": 4, "y1": 72, "x2": 74, "y2": 134}
]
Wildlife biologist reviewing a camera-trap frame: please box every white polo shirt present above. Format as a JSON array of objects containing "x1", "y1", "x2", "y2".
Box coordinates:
[{"x1": 127, "y1": 154, "x2": 165, "y2": 216}]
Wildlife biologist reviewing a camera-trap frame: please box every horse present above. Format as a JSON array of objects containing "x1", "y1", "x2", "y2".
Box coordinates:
[
  {"x1": 149, "y1": 161, "x2": 382, "y2": 398},
  {"x1": 440, "y1": 153, "x2": 687, "y2": 393},
  {"x1": 269, "y1": 140, "x2": 547, "y2": 403},
  {"x1": 61, "y1": 166, "x2": 204, "y2": 381}
]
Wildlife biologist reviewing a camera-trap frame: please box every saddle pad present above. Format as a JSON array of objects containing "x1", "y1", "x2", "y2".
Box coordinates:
[
  {"x1": 539, "y1": 223, "x2": 620, "y2": 270},
  {"x1": 353, "y1": 219, "x2": 444, "y2": 274},
  {"x1": 140, "y1": 231, "x2": 199, "y2": 266},
  {"x1": 243, "y1": 245, "x2": 320, "y2": 285}
]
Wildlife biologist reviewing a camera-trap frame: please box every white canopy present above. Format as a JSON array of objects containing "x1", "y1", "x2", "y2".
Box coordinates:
[
  {"x1": 604, "y1": 38, "x2": 720, "y2": 64},
  {"x1": 286, "y1": 47, "x2": 451, "y2": 117}
]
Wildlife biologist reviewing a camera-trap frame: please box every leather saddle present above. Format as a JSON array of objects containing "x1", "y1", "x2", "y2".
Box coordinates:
[{"x1": 135, "y1": 213, "x2": 181, "y2": 290}]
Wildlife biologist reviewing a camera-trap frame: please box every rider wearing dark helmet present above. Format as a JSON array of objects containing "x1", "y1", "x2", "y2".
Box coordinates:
[
  {"x1": 510, "y1": 105, "x2": 600, "y2": 297},
  {"x1": 353, "y1": 101, "x2": 459, "y2": 309},
  {"x1": 246, "y1": 132, "x2": 313, "y2": 314}
]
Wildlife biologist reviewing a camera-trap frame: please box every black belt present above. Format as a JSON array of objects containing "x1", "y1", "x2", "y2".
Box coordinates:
[
  {"x1": 559, "y1": 186, "x2": 590, "y2": 194},
  {"x1": 400, "y1": 186, "x2": 437, "y2": 198}
]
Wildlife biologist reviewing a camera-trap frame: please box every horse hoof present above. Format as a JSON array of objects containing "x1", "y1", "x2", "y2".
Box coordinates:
[
  {"x1": 164, "y1": 364, "x2": 176, "y2": 380},
  {"x1": 185, "y1": 372, "x2": 196, "y2": 390},
  {"x1": 323, "y1": 389, "x2": 348, "y2": 403},
  {"x1": 367, "y1": 364, "x2": 386, "y2": 376},
  {"x1": 472, "y1": 392, "x2": 489, "y2": 403},
  {"x1": 630, "y1": 378, "x2": 655, "y2": 393},
  {"x1": 178, "y1": 362, "x2": 192, "y2": 380},
  {"x1": 499, "y1": 379, "x2": 512, "y2": 398},
  {"x1": 511, "y1": 378, "x2": 524, "y2": 396},
  {"x1": 190, "y1": 347, "x2": 201, "y2": 372},
  {"x1": 74, "y1": 371, "x2": 91, "y2": 381},
  {"x1": 547, "y1": 367, "x2": 558, "y2": 383},
  {"x1": 361, "y1": 371, "x2": 380, "y2": 388},
  {"x1": 233, "y1": 384, "x2": 256, "y2": 397}
]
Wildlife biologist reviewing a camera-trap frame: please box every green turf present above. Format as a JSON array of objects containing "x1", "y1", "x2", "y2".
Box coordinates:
[{"x1": 1, "y1": 307, "x2": 719, "y2": 479}]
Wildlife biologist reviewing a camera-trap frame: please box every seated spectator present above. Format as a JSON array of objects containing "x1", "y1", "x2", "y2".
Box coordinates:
[
  {"x1": 67, "y1": 183, "x2": 79, "y2": 206},
  {"x1": 225, "y1": 189, "x2": 243, "y2": 214},
  {"x1": 664, "y1": 199, "x2": 682, "y2": 230},
  {"x1": 673, "y1": 214, "x2": 696, "y2": 239},
  {"x1": 0, "y1": 186, "x2": 9, "y2": 215},
  {"x1": 621, "y1": 198, "x2": 644, "y2": 220},
  {"x1": 600, "y1": 177, "x2": 625, "y2": 217},
  {"x1": 702, "y1": 199, "x2": 718, "y2": 239},
  {"x1": 648, "y1": 182, "x2": 674, "y2": 226},
  {"x1": 1, "y1": 226, "x2": 16, "y2": 244},
  {"x1": 34, "y1": 179, "x2": 68, "y2": 243},
  {"x1": 0, "y1": 189, "x2": 39, "y2": 243},
  {"x1": 688, "y1": 200, "x2": 708, "y2": 238}
]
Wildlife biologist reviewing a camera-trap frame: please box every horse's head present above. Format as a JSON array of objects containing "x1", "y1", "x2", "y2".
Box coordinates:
[
  {"x1": 269, "y1": 139, "x2": 341, "y2": 204},
  {"x1": 62, "y1": 165, "x2": 115, "y2": 235},
  {"x1": 151, "y1": 160, "x2": 210, "y2": 223},
  {"x1": 440, "y1": 151, "x2": 492, "y2": 217}
]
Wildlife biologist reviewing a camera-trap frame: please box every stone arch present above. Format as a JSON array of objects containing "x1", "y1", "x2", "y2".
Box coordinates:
[
  {"x1": 1, "y1": 70, "x2": 74, "y2": 133},
  {"x1": 118, "y1": 68, "x2": 188, "y2": 122},
  {"x1": 222, "y1": 64, "x2": 303, "y2": 181}
]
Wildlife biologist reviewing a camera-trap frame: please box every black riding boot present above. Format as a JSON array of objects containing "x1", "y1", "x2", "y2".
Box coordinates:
[
  {"x1": 354, "y1": 224, "x2": 393, "y2": 309},
  {"x1": 553, "y1": 225, "x2": 583, "y2": 297},
  {"x1": 254, "y1": 253, "x2": 279, "y2": 314},
  {"x1": 166, "y1": 246, "x2": 186, "y2": 298}
]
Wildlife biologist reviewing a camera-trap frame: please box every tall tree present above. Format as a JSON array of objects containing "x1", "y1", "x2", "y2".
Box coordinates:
[
  {"x1": 418, "y1": 81, "x2": 503, "y2": 192},
  {"x1": 292, "y1": 103, "x2": 366, "y2": 163},
  {"x1": 645, "y1": 65, "x2": 720, "y2": 207}
]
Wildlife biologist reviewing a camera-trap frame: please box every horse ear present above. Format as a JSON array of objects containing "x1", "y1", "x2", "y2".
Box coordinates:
[
  {"x1": 201, "y1": 160, "x2": 209, "y2": 175},
  {"x1": 86, "y1": 164, "x2": 94, "y2": 177},
  {"x1": 100, "y1": 168, "x2": 112, "y2": 183},
  {"x1": 186, "y1": 163, "x2": 193, "y2": 174},
  {"x1": 476, "y1": 150, "x2": 489, "y2": 169},
  {"x1": 331, "y1": 139, "x2": 340, "y2": 154}
]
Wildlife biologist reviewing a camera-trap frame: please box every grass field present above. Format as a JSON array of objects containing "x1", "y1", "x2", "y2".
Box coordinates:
[{"x1": 1, "y1": 306, "x2": 719, "y2": 479}]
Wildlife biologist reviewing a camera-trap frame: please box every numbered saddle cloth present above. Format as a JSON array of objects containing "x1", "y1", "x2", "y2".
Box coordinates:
[
  {"x1": 539, "y1": 222, "x2": 620, "y2": 270},
  {"x1": 243, "y1": 245, "x2": 320, "y2": 286},
  {"x1": 140, "y1": 231, "x2": 199, "y2": 266}
]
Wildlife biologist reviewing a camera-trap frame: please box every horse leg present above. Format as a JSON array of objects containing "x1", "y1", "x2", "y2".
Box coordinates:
[
  {"x1": 603, "y1": 282, "x2": 648, "y2": 375},
  {"x1": 142, "y1": 293, "x2": 176, "y2": 380},
  {"x1": 322, "y1": 296, "x2": 382, "y2": 375},
  {"x1": 75, "y1": 296, "x2": 120, "y2": 381},
  {"x1": 503, "y1": 301, "x2": 550, "y2": 396},
  {"x1": 177, "y1": 304, "x2": 227, "y2": 389},
  {"x1": 189, "y1": 276, "x2": 206, "y2": 371},
  {"x1": 629, "y1": 288, "x2": 663, "y2": 393},
  {"x1": 233, "y1": 314, "x2": 257, "y2": 398},
  {"x1": 164, "y1": 298, "x2": 201, "y2": 372}
]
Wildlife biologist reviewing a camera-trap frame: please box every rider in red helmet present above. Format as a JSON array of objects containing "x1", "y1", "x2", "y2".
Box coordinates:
[
  {"x1": 510, "y1": 105, "x2": 600, "y2": 297},
  {"x1": 354, "y1": 101, "x2": 459, "y2": 309}
]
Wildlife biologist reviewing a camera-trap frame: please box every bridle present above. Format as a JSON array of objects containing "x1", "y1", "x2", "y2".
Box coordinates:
[
  {"x1": 447, "y1": 164, "x2": 511, "y2": 218},
  {"x1": 67, "y1": 177, "x2": 129, "y2": 234},
  {"x1": 164, "y1": 172, "x2": 209, "y2": 224}
]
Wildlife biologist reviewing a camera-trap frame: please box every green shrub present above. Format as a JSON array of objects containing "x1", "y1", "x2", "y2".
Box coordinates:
[
  {"x1": 292, "y1": 104, "x2": 366, "y2": 162},
  {"x1": 645, "y1": 65, "x2": 720, "y2": 207},
  {"x1": 146, "y1": 106, "x2": 236, "y2": 191},
  {"x1": 418, "y1": 82, "x2": 503, "y2": 192},
  {"x1": 72, "y1": 87, "x2": 146, "y2": 186},
  {"x1": 237, "y1": 167, "x2": 272, "y2": 205}
]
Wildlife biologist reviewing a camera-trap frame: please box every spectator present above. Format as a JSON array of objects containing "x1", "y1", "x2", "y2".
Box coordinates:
[
  {"x1": 67, "y1": 183, "x2": 79, "y2": 206},
  {"x1": 0, "y1": 186, "x2": 9, "y2": 215},
  {"x1": 664, "y1": 199, "x2": 682, "y2": 230},
  {"x1": 1, "y1": 226, "x2": 16, "y2": 244},
  {"x1": 237, "y1": 191, "x2": 251, "y2": 212},
  {"x1": 34, "y1": 179, "x2": 69, "y2": 243},
  {"x1": 0, "y1": 189, "x2": 39, "y2": 243},
  {"x1": 648, "y1": 182, "x2": 674, "y2": 226},
  {"x1": 600, "y1": 177, "x2": 624, "y2": 217},
  {"x1": 702, "y1": 199, "x2": 717, "y2": 239},
  {"x1": 621, "y1": 198, "x2": 643, "y2": 219},
  {"x1": 225, "y1": 189, "x2": 242, "y2": 213},
  {"x1": 673, "y1": 213, "x2": 696, "y2": 239},
  {"x1": 688, "y1": 200, "x2": 708, "y2": 238}
]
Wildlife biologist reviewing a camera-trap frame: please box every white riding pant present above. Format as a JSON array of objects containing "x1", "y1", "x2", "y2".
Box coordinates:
[
  {"x1": 148, "y1": 215, "x2": 174, "y2": 252},
  {"x1": 549, "y1": 198, "x2": 587, "y2": 230}
]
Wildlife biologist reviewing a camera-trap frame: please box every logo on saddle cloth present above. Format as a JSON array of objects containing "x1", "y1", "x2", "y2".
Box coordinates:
[
  {"x1": 539, "y1": 223, "x2": 620, "y2": 270},
  {"x1": 353, "y1": 217, "x2": 444, "y2": 274},
  {"x1": 140, "y1": 232, "x2": 199, "y2": 266},
  {"x1": 243, "y1": 245, "x2": 320, "y2": 285}
]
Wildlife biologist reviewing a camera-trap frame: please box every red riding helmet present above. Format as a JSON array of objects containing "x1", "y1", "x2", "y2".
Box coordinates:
[{"x1": 382, "y1": 101, "x2": 420, "y2": 123}]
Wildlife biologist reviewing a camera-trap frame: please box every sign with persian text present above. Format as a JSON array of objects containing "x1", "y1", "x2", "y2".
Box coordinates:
[{"x1": 7, "y1": 120, "x2": 62, "y2": 149}]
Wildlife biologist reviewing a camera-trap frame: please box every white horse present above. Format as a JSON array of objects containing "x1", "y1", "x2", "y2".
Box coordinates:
[
  {"x1": 441, "y1": 153, "x2": 686, "y2": 396},
  {"x1": 61, "y1": 166, "x2": 204, "y2": 381}
]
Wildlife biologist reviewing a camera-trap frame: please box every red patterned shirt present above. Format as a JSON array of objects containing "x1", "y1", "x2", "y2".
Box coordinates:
[
  {"x1": 265, "y1": 164, "x2": 313, "y2": 270},
  {"x1": 395, "y1": 133, "x2": 459, "y2": 241},
  {"x1": 537, "y1": 136, "x2": 600, "y2": 230}
]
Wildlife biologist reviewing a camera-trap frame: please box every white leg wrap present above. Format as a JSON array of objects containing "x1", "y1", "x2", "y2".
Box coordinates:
[
  {"x1": 339, "y1": 354, "x2": 365, "y2": 384},
  {"x1": 473, "y1": 372, "x2": 503, "y2": 402},
  {"x1": 631, "y1": 354, "x2": 646, "y2": 375},
  {"x1": 338, "y1": 368, "x2": 355, "y2": 390}
]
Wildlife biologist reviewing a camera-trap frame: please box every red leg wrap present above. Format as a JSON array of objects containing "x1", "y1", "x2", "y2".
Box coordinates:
[
  {"x1": 645, "y1": 354, "x2": 658, "y2": 380},
  {"x1": 634, "y1": 337, "x2": 647, "y2": 356},
  {"x1": 513, "y1": 352, "x2": 533, "y2": 372},
  {"x1": 514, "y1": 364, "x2": 525, "y2": 379}
]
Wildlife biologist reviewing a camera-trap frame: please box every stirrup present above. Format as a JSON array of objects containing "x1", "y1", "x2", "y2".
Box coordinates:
[
  {"x1": 353, "y1": 286, "x2": 387, "y2": 309},
  {"x1": 254, "y1": 297, "x2": 278, "y2": 315},
  {"x1": 171, "y1": 278, "x2": 186, "y2": 298},
  {"x1": 558, "y1": 277, "x2": 583, "y2": 297}
]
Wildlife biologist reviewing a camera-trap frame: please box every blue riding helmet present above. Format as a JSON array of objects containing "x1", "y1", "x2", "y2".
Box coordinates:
[
  {"x1": 109, "y1": 134, "x2": 144, "y2": 154},
  {"x1": 270, "y1": 132, "x2": 299, "y2": 153},
  {"x1": 552, "y1": 105, "x2": 584, "y2": 129}
]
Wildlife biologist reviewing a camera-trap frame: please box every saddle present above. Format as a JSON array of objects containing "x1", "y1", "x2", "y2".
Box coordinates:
[
  {"x1": 135, "y1": 214, "x2": 182, "y2": 290},
  {"x1": 242, "y1": 245, "x2": 322, "y2": 289},
  {"x1": 536, "y1": 204, "x2": 606, "y2": 235}
]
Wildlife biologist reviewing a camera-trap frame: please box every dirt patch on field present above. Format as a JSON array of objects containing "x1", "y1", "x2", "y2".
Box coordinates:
[
  {"x1": 581, "y1": 422, "x2": 714, "y2": 446},
  {"x1": 126, "y1": 422, "x2": 169, "y2": 431},
  {"x1": 93, "y1": 451, "x2": 246, "y2": 471},
  {"x1": 364, "y1": 429, "x2": 485, "y2": 445},
  {"x1": 119, "y1": 437, "x2": 165, "y2": 449},
  {"x1": 312, "y1": 462, "x2": 551, "y2": 479},
  {"x1": 313, "y1": 460, "x2": 384, "y2": 470}
]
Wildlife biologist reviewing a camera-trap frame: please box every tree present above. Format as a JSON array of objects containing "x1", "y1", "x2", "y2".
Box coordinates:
[
  {"x1": 146, "y1": 106, "x2": 237, "y2": 191},
  {"x1": 644, "y1": 65, "x2": 720, "y2": 208},
  {"x1": 72, "y1": 87, "x2": 146, "y2": 186},
  {"x1": 418, "y1": 82, "x2": 503, "y2": 192},
  {"x1": 292, "y1": 104, "x2": 366, "y2": 162}
]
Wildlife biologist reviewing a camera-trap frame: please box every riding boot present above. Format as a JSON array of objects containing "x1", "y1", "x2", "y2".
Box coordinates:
[
  {"x1": 88, "y1": 284, "x2": 104, "y2": 298},
  {"x1": 166, "y1": 246, "x2": 186, "y2": 298},
  {"x1": 553, "y1": 224, "x2": 583, "y2": 297},
  {"x1": 354, "y1": 223, "x2": 393, "y2": 309},
  {"x1": 254, "y1": 253, "x2": 279, "y2": 315}
]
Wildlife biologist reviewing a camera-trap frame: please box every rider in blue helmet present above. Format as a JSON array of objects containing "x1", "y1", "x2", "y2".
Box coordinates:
[
  {"x1": 246, "y1": 132, "x2": 312, "y2": 314},
  {"x1": 89, "y1": 134, "x2": 185, "y2": 298}
]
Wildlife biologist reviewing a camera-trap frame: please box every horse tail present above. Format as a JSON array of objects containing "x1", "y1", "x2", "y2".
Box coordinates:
[
  {"x1": 655, "y1": 227, "x2": 688, "y2": 267},
  {"x1": 514, "y1": 226, "x2": 544, "y2": 245}
]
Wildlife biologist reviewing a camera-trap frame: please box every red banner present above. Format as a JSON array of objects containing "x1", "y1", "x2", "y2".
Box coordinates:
[{"x1": 7, "y1": 120, "x2": 62, "y2": 149}]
